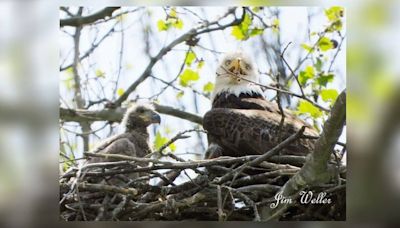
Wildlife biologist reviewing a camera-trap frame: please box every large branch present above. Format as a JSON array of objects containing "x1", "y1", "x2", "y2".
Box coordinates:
[
  {"x1": 59, "y1": 104, "x2": 203, "y2": 125},
  {"x1": 281, "y1": 90, "x2": 346, "y2": 196},
  {"x1": 60, "y1": 7, "x2": 120, "y2": 27},
  {"x1": 153, "y1": 103, "x2": 202, "y2": 125}
]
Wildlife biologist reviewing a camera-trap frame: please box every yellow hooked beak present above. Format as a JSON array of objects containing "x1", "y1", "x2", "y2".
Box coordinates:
[
  {"x1": 226, "y1": 58, "x2": 245, "y2": 84},
  {"x1": 228, "y1": 58, "x2": 243, "y2": 75}
]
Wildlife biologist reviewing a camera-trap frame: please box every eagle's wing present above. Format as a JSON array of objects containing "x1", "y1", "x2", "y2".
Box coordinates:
[
  {"x1": 88, "y1": 133, "x2": 137, "y2": 163},
  {"x1": 90, "y1": 133, "x2": 130, "y2": 154},
  {"x1": 237, "y1": 97, "x2": 295, "y2": 117},
  {"x1": 203, "y1": 107, "x2": 318, "y2": 158}
]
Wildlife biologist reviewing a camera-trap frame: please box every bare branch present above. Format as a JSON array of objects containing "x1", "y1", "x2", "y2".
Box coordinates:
[
  {"x1": 153, "y1": 103, "x2": 203, "y2": 125},
  {"x1": 60, "y1": 7, "x2": 121, "y2": 27},
  {"x1": 112, "y1": 7, "x2": 245, "y2": 107}
]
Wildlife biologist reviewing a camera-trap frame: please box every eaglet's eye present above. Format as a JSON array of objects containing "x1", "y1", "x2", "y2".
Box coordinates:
[
  {"x1": 245, "y1": 63, "x2": 251, "y2": 70},
  {"x1": 137, "y1": 108, "x2": 145, "y2": 113},
  {"x1": 225, "y1": 59, "x2": 232, "y2": 66}
]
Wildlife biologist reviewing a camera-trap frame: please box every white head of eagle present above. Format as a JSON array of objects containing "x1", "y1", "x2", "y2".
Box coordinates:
[{"x1": 211, "y1": 51, "x2": 263, "y2": 102}]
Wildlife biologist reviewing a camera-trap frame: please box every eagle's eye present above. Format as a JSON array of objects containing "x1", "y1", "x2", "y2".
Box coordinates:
[
  {"x1": 225, "y1": 59, "x2": 232, "y2": 66},
  {"x1": 137, "y1": 108, "x2": 145, "y2": 113},
  {"x1": 245, "y1": 63, "x2": 251, "y2": 70}
]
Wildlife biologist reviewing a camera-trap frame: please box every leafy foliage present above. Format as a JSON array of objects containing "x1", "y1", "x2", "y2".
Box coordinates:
[
  {"x1": 320, "y1": 89, "x2": 339, "y2": 104},
  {"x1": 154, "y1": 131, "x2": 176, "y2": 152},
  {"x1": 297, "y1": 100, "x2": 323, "y2": 119},
  {"x1": 196, "y1": 60, "x2": 204, "y2": 69},
  {"x1": 95, "y1": 69, "x2": 105, "y2": 78},
  {"x1": 301, "y1": 43, "x2": 314, "y2": 53},
  {"x1": 176, "y1": 91, "x2": 184, "y2": 99},
  {"x1": 185, "y1": 51, "x2": 196, "y2": 66},
  {"x1": 318, "y1": 37, "x2": 334, "y2": 52},
  {"x1": 157, "y1": 7, "x2": 184, "y2": 31},
  {"x1": 203, "y1": 82, "x2": 214, "y2": 94},
  {"x1": 117, "y1": 88, "x2": 125, "y2": 97},
  {"x1": 325, "y1": 6, "x2": 344, "y2": 22},
  {"x1": 298, "y1": 66, "x2": 315, "y2": 86},
  {"x1": 316, "y1": 73, "x2": 334, "y2": 87},
  {"x1": 271, "y1": 18, "x2": 280, "y2": 33},
  {"x1": 231, "y1": 12, "x2": 264, "y2": 40},
  {"x1": 325, "y1": 6, "x2": 344, "y2": 32},
  {"x1": 63, "y1": 67, "x2": 75, "y2": 90},
  {"x1": 179, "y1": 68, "x2": 199, "y2": 87},
  {"x1": 293, "y1": 6, "x2": 345, "y2": 123}
]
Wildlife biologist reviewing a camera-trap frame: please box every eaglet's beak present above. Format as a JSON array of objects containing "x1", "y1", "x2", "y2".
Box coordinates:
[{"x1": 150, "y1": 112, "x2": 161, "y2": 124}]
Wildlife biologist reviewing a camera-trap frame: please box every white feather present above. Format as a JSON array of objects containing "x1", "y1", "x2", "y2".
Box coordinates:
[{"x1": 211, "y1": 51, "x2": 263, "y2": 101}]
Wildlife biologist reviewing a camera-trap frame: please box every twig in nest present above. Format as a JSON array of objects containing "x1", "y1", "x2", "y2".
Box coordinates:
[
  {"x1": 214, "y1": 126, "x2": 306, "y2": 185},
  {"x1": 155, "y1": 129, "x2": 207, "y2": 154},
  {"x1": 217, "y1": 185, "x2": 261, "y2": 221},
  {"x1": 217, "y1": 185, "x2": 226, "y2": 221},
  {"x1": 78, "y1": 182, "x2": 138, "y2": 196}
]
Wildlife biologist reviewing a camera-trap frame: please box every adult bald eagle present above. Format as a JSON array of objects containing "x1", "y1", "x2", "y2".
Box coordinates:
[
  {"x1": 203, "y1": 52, "x2": 318, "y2": 159},
  {"x1": 87, "y1": 104, "x2": 160, "y2": 183}
]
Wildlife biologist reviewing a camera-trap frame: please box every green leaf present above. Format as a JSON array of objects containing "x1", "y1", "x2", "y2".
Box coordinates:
[
  {"x1": 117, "y1": 88, "x2": 125, "y2": 97},
  {"x1": 176, "y1": 91, "x2": 184, "y2": 99},
  {"x1": 185, "y1": 51, "x2": 196, "y2": 66},
  {"x1": 331, "y1": 20, "x2": 343, "y2": 31},
  {"x1": 316, "y1": 73, "x2": 334, "y2": 87},
  {"x1": 95, "y1": 69, "x2": 105, "y2": 78},
  {"x1": 301, "y1": 43, "x2": 314, "y2": 53},
  {"x1": 297, "y1": 100, "x2": 323, "y2": 118},
  {"x1": 231, "y1": 26, "x2": 246, "y2": 40},
  {"x1": 298, "y1": 66, "x2": 315, "y2": 86},
  {"x1": 325, "y1": 6, "x2": 344, "y2": 22},
  {"x1": 203, "y1": 82, "x2": 214, "y2": 93},
  {"x1": 197, "y1": 60, "x2": 205, "y2": 69},
  {"x1": 168, "y1": 143, "x2": 176, "y2": 152},
  {"x1": 154, "y1": 132, "x2": 168, "y2": 150},
  {"x1": 157, "y1": 20, "x2": 168, "y2": 31},
  {"x1": 241, "y1": 12, "x2": 252, "y2": 32},
  {"x1": 179, "y1": 69, "x2": 199, "y2": 87},
  {"x1": 272, "y1": 18, "x2": 280, "y2": 27},
  {"x1": 249, "y1": 28, "x2": 264, "y2": 37},
  {"x1": 172, "y1": 18, "x2": 184, "y2": 29},
  {"x1": 231, "y1": 12, "x2": 252, "y2": 40},
  {"x1": 153, "y1": 132, "x2": 175, "y2": 152},
  {"x1": 272, "y1": 18, "x2": 280, "y2": 32},
  {"x1": 320, "y1": 89, "x2": 339, "y2": 103},
  {"x1": 318, "y1": 37, "x2": 333, "y2": 51},
  {"x1": 63, "y1": 74, "x2": 75, "y2": 90},
  {"x1": 65, "y1": 66, "x2": 73, "y2": 75},
  {"x1": 315, "y1": 58, "x2": 323, "y2": 72},
  {"x1": 169, "y1": 7, "x2": 177, "y2": 18}
]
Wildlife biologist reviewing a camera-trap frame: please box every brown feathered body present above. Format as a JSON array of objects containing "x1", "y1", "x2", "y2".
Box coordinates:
[
  {"x1": 203, "y1": 51, "x2": 318, "y2": 159},
  {"x1": 87, "y1": 104, "x2": 161, "y2": 184},
  {"x1": 204, "y1": 92, "x2": 318, "y2": 158},
  {"x1": 88, "y1": 130, "x2": 152, "y2": 163}
]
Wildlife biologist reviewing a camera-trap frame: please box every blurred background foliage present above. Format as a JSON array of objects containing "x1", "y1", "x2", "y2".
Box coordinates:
[{"x1": 0, "y1": 0, "x2": 399, "y2": 226}]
